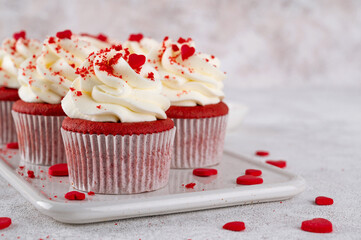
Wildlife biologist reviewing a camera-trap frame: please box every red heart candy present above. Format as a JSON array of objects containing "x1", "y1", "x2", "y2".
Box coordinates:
[
  {"x1": 301, "y1": 218, "x2": 333, "y2": 233},
  {"x1": 255, "y1": 150, "x2": 269, "y2": 157},
  {"x1": 128, "y1": 33, "x2": 144, "y2": 42},
  {"x1": 223, "y1": 221, "x2": 246, "y2": 232},
  {"x1": 27, "y1": 170, "x2": 35, "y2": 178},
  {"x1": 245, "y1": 169, "x2": 262, "y2": 177},
  {"x1": 6, "y1": 142, "x2": 19, "y2": 149},
  {"x1": 236, "y1": 175, "x2": 263, "y2": 185},
  {"x1": 315, "y1": 196, "x2": 334, "y2": 206},
  {"x1": 13, "y1": 31, "x2": 26, "y2": 41},
  {"x1": 0, "y1": 217, "x2": 12, "y2": 230},
  {"x1": 56, "y1": 30, "x2": 72, "y2": 39},
  {"x1": 128, "y1": 53, "x2": 146, "y2": 70},
  {"x1": 48, "y1": 163, "x2": 68, "y2": 176},
  {"x1": 193, "y1": 168, "x2": 218, "y2": 177},
  {"x1": 65, "y1": 191, "x2": 86, "y2": 201},
  {"x1": 266, "y1": 160, "x2": 287, "y2": 168},
  {"x1": 181, "y1": 45, "x2": 195, "y2": 61},
  {"x1": 185, "y1": 183, "x2": 196, "y2": 189},
  {"x1": 87, "y1": 191, "x2": 95, "y2": 196}
]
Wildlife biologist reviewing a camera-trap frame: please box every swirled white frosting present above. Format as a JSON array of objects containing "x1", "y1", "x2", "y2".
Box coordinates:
[
  {"x1": 146, "y1": 37, "x2": 226, "y2": 106},
  {"x1": 61, "y1": 47, "x2": 170, "y2": 122},
  {"x1": 18, "y1": 32, "x2": 111, "y2": 104},
  {"x1": 0, "y1": 37, "x2": 41, "y2": 88},
  {"x1": 123, "y1": 36, "x2": 159, "y2": 55}
]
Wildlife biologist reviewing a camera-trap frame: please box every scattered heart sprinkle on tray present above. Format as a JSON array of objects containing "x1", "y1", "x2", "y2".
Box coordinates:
[
  {"x1": 223, "y1": 221, "x2": 246, "y2": 232},
  {"x1": 193, "y1": 168, "x2": 218, "y2": 177},
  {"x1": 315, "y1": 196, "x2": 333, "y2": 206},
  {"x1": 301, "y1": 218, "x2": 333, "y2": 233}
]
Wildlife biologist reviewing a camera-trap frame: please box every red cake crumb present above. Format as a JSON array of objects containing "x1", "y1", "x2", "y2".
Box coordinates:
[
  {"x1": 65, "y1": 191, "x2": 86, "y2": 200},
  {"x1": 245, "y1": 169, "x2": 262, "y2": 176},
  {"x1": 87, "y1": 191, "x2": 95, "y2": 196},
  {"x1": 12, "y1": 100, "x2": 65, "y2": 116},
  {"x1": 27, "y1": 170, "x2": 35, "y2": 178},
  {"x1": 62, "y1": 117, "x2": 174, "y2": 136},
  {"x1": 56, "y1": 30, "x2": 72, "y2": 40},
  {"x1": 48, "y1": 163, "x2": 68, "y2": 176},
  {"x1": 172, "y1": 44, "x2": 179, "y2": 52},
  {"x1": 0, "y1": 87, "x2": 20, "y2": 101},
  {"x1": 255, "y1": 151, "x2": 269, "y2": 157},
  {"x1": 185, "y1": 183, "x2": 196, "y2": 189},
  {"x1": 193, "y1": 168, "x2": 218, "y2": 177},
  {"x1": 301, "y1": 218, "x2": 333, "y2": 233},
  {"x1": 223, "y1": 221, "x2": 245, "y2": 232},
  {"x1": 147, "y1": 72, "x2": 155, "y2": 81},
  {"x1": 236, "y1": 175, "x2": 263, "y2": 185},
  {"x1": 266, "y1": 160, "x2": 287, "y2": 168},
  {"x1": 315, "y1": 196, "x2": 334, "y2": 206},
  {"x1": 128, "y1": 33, "x2": 143, "y2": 42},
  {"x1": 181, "y1": 45, "x2": 195, "y2": 60},
  {"x1": 166, "y1": 102, "x2": 228, "y2": 119},
  {"x1": 0, "y1": 217, "x2": 11, "y2": 230},
  {"x1": 6, "y1": 142, "x2": 19, "y2": 149},
  {"x1": 13, "y1": 31, "x2": 26, "y2": 41},
  {"x1": 19, "y1": 166, "x2": 24, "y2": 170}
]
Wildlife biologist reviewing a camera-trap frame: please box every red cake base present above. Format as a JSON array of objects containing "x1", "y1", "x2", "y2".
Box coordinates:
[
  {"x1": 0, "y1": 87, "x2": 20, "y2": 101},
  {"x1": 166, "y1": 102, "x2": 228, "y2": 119},
  {"x1": 12, "y1": 100, "x2": 65, "y2": 116},
  {"x1": 62, "y1": 118, "x2": 174, "y2": 136}
]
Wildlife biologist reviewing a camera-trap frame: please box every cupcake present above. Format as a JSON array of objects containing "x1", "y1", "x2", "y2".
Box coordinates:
[
  {"x1": 61, "y1": 46, "x2": 175, "y2": 194},
  {"x1": 146, "y1": 37, "x2": 228, "y2": 168},
  {"x1": 0, "y1": 31, "x2": 41, "y2": 144},
  {"x1": 12, "y1": 30, "x2": 108, "y2": 165}
]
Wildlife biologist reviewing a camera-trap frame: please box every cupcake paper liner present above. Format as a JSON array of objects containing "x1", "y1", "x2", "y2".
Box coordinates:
[
  {"x1": 12, "y1": 111, "x2": 66, "y2": 166},
  {"x1": 0, "y1": 101, "x2": 17, "y2": 144},
  {"x1": 61, "y1": 127, "x2": 176, "y2": 194},
  {"x1": 171, "y1": 115, "x2": 228, "y2": 168}
]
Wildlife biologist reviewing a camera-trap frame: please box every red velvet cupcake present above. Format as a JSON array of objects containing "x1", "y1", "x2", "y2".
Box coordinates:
[
  {"x1": 146, "y1": 37, "x2": 228, "y2": 168},
  {"x1": 61, "y1": 46, "x2": 175, "y2": 194},
  {"x1": 0, "y1": 31, "x2": 41, "y2": 144}
]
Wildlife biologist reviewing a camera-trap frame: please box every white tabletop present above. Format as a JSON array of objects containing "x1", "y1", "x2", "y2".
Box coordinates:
[{"x1": 1, "y1": 86, "x2": 360, "y2": 239}]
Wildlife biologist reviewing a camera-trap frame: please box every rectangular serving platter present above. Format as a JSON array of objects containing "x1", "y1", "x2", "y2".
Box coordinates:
[{"x1": 0, "y1": 146, "x2": 305, "y2": 224}]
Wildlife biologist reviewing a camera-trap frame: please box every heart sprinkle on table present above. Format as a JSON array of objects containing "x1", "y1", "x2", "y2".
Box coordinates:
[
  {"x1": 301, "y1": 218, "x2": 333, "y2": 233},
  {"x1": 255, "y1": 151, "x2": 269, "y2": 157},
  {"x1": 185, "y1": 183, "x2": 196, "y2": 189},
  {"x1": 315, "y1": 196, "x2": 334, "y2": 206},
  {"x1": 87, "y1": 191, "x2": 95, "y2": 196},
  {"x1": 236, "y1": 175, "x2": 263, "y2": 185},
  {"x1": 266, "y1": 160, "x2": 287, "y2": 168},
  {"x1": 64, "y1": 191, "x2": 86, "y2": 200},
  {"x1": 6, "y1": 142, "x2": 19, "y2": 149},
  {"x1": 193, "y1": 168, "x2": 218, "y2": 177},
  {"x1": 245, "y1": 169, "x2": 262, "y2": 176},
  {"x1": 0, "y1": 217, "x2": 11, "y2": 230},
  {"x1": 48, "y1": 163, "x2": 69, "y2": 176},
  {"x1": 27, "y1": 170, "x2": 35, "y2": 178},
  {"x1": 223, "y1": 221, "x2": 246, "y2": 231}
]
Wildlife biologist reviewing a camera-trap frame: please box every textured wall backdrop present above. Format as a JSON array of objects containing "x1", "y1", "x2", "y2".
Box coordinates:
[{"x1": 0, "y1": 0, "x2": 360, "y2": 89}]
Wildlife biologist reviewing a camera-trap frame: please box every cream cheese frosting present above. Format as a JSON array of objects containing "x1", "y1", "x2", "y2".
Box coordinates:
[
  {"x1": 18, "y1": 30, "x2": 112, "y2": 104},
  {"x1": 147, "y1": 37, "x2": 226, "y2": 107},
  {"x1": 0, "y1": 31, "x2": 41, "y2": 88},
  {"x1": 61, "y1": 46, "x2": 170, "y2": 123},
  {"x1": 123, "y1": 33, "x2": 160, "y2": 56}
]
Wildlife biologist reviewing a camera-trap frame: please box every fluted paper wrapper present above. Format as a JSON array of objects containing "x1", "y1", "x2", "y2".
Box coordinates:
[
  {"x1": 12, "y1": 111, "x2": 66, "y2": 166},
  {"x1": 61, "y1": 127, "x2": 176, "y2": 194},
  {"x1": 171, "y1": 115, "x2": 228, "y2": 168},
  {"x1": 0, "y1": 101, "x2": 17, "y2": 144}
]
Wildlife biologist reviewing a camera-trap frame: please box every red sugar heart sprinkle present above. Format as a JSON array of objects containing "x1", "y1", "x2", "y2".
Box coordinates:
[
  {"x1": 48, "y1": 163, "x2": 68, "y2": 176},
  {"x1": 301, "y1": 218, "x2": 333, "y2": 233},
  {"x1": 128, "y1": 53, "x2": 146, "y2": 71},
  {"x1": 177, "y1": 37, "x2": 186, "y2": 44},
  {"x1": 236, "y1": 175, "x2": 263, "y2": 185},
  {"x1": 255, "y1": 151, "x2": 269, "y2": 157},
  {"x1": 0, "y1": 217, "x2": 12, "y2": 230},
  {"x1": 27, "y1": 170, "x2": 35, "y2": 178},
  {"x1": 315, "y1": 196, "x2": 334, "y2": 206},
  {"x1": 193, "y1": 168, "x2": 218, "y2": 177},
  {"x1": 56, "y1": 30, "x2": 72, "y2": 40},
  {"x1": 13, "y1": 31, "x2": 26, "y2": 41},
  {"x1": 128, "y1": 33, "x2": 143, "y2": 42},
  {"x1": 245, "y1": 169, "x2": 262, "y2": 177},
  {"x1": 181, "y1": 45, "x2": 195, "y2": 61},
  {"x1": 6, "y1": 142, "x2": 19, "y2": 149},
  {"x1": 87, "y1": 191, "x2": 95, "y2": 196},
  {"x1": 185, "y1": 183, "x2": 196, "y2": 189},
  {"x1": 223, "y1": 221, "x2": 246, "y2": 232},
  {"x1": 266, "y1": 160, "x2": 287, "y2": 168},
  {"x1": 64, "y1": 191, "x2": 86, "y2": 201}
]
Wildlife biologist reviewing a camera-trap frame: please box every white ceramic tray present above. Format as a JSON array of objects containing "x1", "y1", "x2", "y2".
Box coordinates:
[{"x1": 0, "y1": 147, "x2": 306, "y2": 224}]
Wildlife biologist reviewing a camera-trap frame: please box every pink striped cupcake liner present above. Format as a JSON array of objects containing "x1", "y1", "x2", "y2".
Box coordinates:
[
  {"x1": 61, "y1": 127, "x2": 176, "y2": 194},
  {"x1": 12, "y1": 111, "x2": 66, "y2": 166},
  {"x1": 171, "y1": 115, "x2": 228, "y2": 169},
  {"x1": 0, "y1": 101, "x2": 17, "y2": 144}
]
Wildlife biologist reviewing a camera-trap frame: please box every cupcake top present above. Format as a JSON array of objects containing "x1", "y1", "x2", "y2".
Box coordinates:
[
  {"x1": 0, "y1": 31, "x2": 41, "y2": 88},
  {"x1": 147, "y1": 37, "x2": 226, "y2": 107},
  {"x1": 122, "y1": 33, "x2": 159, "y2": 55},
  {"x1": 61, "y1": 45, "x2": 170, "y2": 123},
  {"x1": 18, "y1": 30, "x2": 112, "y2": 104}
]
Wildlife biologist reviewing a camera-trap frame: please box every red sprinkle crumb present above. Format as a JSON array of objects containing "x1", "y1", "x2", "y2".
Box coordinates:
[
  {"x1": 64, "y1": 191, "x2": 86, "y2": 201},
  {"x1": 69, "y1": 87, "x2": 75, "y2": 92},
  {"x1": 96, "y1": 105, "x2": 101, "y2": 109},
  {"x1": 0, "y1": 217, "x2": 12, "y2": 230},
  {"x1": 27, "y1": 170, "x2": 35, "y2": 178},
  {"x1": 128, "y1": 33, "x2": 144, "y2": 42},
  {"x1": 315, "y1": 196, "x2": 334, "y2": 206},
  {"x1": 266, "y1": 160, "x2": 287, "y2": 168},
  {"x1": 181, "y1": 45, "x2": 195, "y2": 61},
  {"x1": 147, "y1": 72, "x2": 155, "y2": 81},
  {"x1": 223, "y1": 221, "x2": 246, "y2": 232},
  {"x1": 13, "y1": 31, "x2": 26, "y2": 41},
  {"x1": 245, "y1": 169, "x2": 262, "y2": 177},
  {"x1": 255, "y1": 151, "x2": 269, "y2": 157},
  {"x1": 48, "y1": 163, "x2": 68, "y2": 176},
  {"x1": 87, "y1": 191, "x2": 95, "y2": 196},
  {"x1": 301, "y1": 218, "x2": 333, "y2": 233},
  {"x1": 6, "y1": 142, "x2": 19, "y2": 149},
  {"x1": 236, "y1": 175, "x2": 263, "y2": 185},
  {"x1": 19, "y1": 166, "x2": 24, "y2": 170},
  {"x1": 56, "y1": 30, "x2": 72, "y2": 39},
  {"x1": 185, "y1": 183, "x2": 196, "y2": 189},
  {"x1": 75, "y1": 91, "x2": 82, "y2": 96},
  {"x1": 193, "y1": 168, "x2": 218, "y2": 177},
  {"x1": 172, "y1": 44, "x2": 179, "y2": 52}
]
